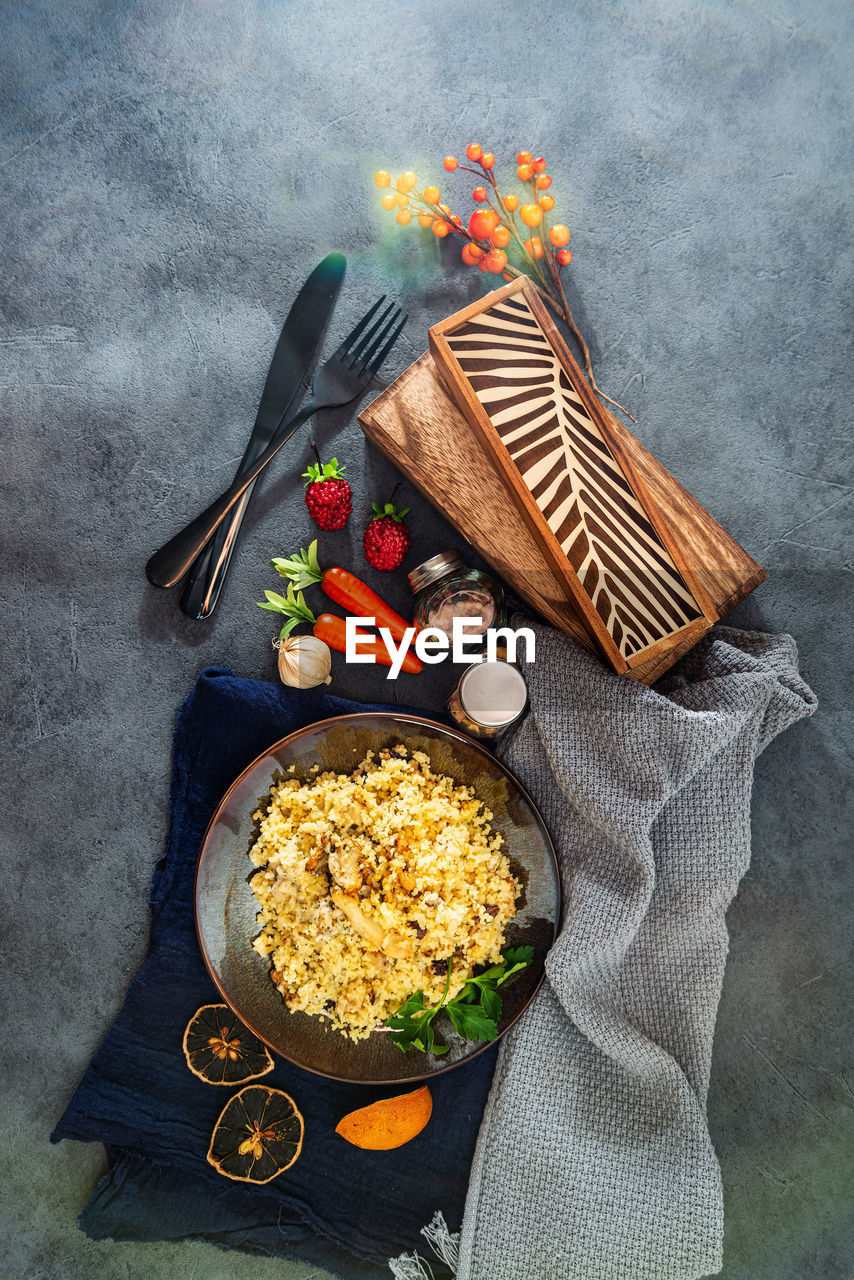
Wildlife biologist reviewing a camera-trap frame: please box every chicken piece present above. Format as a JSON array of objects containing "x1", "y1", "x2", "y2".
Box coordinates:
[
  {"x1": 328, "y1": 838, "x2": 363, "y2": 893},
  {"x1": 397, "y1": 868, "x2": 417, "y2": 893},
  {"x1": 330, "y1": 892, "x2": 414, "y2": 959},
  {"x1": 382, "y1": 932, "x2": 414, "y2": 960},
  {"x1": 305, "y1": 832, "x2": 329, "y2": 874},
  {"x1": 270, "y1": 876, "x2": 298, "y2": 905}
]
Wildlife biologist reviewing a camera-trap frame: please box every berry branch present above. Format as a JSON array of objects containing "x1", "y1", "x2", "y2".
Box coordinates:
[{"x1": 373, "y1": 145, "x2": 635, "y2": 423}]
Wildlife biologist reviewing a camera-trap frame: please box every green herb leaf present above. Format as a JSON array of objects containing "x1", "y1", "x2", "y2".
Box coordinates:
[
  {"x1": 477, "y1": 983, "x2": 502, "y2": 1023},
  {"x1": 497, "y1": 945, "x2": 535, "y2": 985},
  {"x1": 256, "y1": 583, "x2": 316, "y2": 628},
  {"x1": 446, "y1": 1000, "x2": 498, "y2": 1043},
  {"x1": 270, "y1": 541, "x2": 323, "y2": 591},
  {"x1": 383, "y1": 947, "x2": 534, "y2": 1054}
]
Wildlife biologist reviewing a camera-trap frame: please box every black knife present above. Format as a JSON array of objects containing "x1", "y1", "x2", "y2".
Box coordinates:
[{"x1": 179, "y1": 252, "x2": 347, "y2": 619}]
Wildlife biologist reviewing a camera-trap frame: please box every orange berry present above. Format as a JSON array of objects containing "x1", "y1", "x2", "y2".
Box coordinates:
[
  {"x1": 548, "y1": 224, "x2": 570, "y2": 248},
  {"x1": 481, "y1": 152, "x2": 495, "y2": 169},
  {"x1": 519, "y1": 202, "x2": 543, "y2": 227},
  {"x1": 439, "y1": 203, "x2": 451, "y2": 215},
  {"x1": 536, "y1": 173, "x2": 552, "y2": 190},
  {"x1": 431, "y1": 219, "x2": 451, "y2": 238},
  {"x1": 381, "y1": 193, "x2": 396, "y2": 211},
  {"x1": 443, "y1": 155, "x2": 458, "y2": 172},
  {"x1": 395, "y1": 192, "x2": 409, "y2": 208},
  {"x1": 477, "y1": 256, "x2": 490, "y2": 272},
  {"x1": 418, "y1": 213, "x2": 434, "y2": 227},
  {"x1": 461, "y1": 242, "x2": 484, "y2": 265},
  {"x1": 423, "y1": 185, "x2": 441, "y2": 205},
  {"x1": 557, "y1": 248, "x2": 573, "y2": 265},
  {"x1": 396, "y1": 171, "x2": 417, "y2": 193},
  {"x1": 396, "y1": 208, "x2": 412, "y2": 225},
  {"x1": 490, "y1": 224, "x2": 511, "y2": 249},
  {"x1": 539, "y1": 194, "x2": 555, "y2": 211},
  {"x1": 503, "y1": 194, "x2": 519, "y2": 212},
  {"x1": 468, "y1": 208, "x2": 499, "y2": 240},
  {"x1": 450, "y1": 214, "x2": 462, "y2": 225},
  {"x1": 516, "y1": 150, "x2": 532, "y2": 165},
  {"x1": 517, "y1": 164, "x2": 533, "y2": 181},
  {"x1": 472, "y1": 185, "x2": 488, "y2": 202},
  {"x1": 465, "y1": 143, "x2": 482, "y2": 161},
  {"x1": 484, "y1": 248, "x2": 508, "y2": 274},
  {"x1": 532, "y1": 156, "x2": 546, "y2": 174},
  {"x1": 374, "y1": 170, "x2": 391, "y2": 188},
  {"x1": 525, "y1": 235, "x2": 545, "y2": 259}
]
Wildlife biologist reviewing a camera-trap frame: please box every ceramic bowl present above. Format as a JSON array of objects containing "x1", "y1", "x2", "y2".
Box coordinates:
[{"x1": 195, "y1": 712, "x2": 560, "y2": 1083}]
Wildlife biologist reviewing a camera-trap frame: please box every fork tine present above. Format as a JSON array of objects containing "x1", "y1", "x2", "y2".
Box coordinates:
[
  {"x1": 362, "y1": 312, "x2": 408, "y2": 376},
  {"x1": 348, "y1": 300, "x2": 398, "y2": 365},
  {"x1": 351, "y1": 305, "x2": 403, "y2": 371},
  {"x1": 332, "y1": 295, "x2": 386, "y2": 359}
]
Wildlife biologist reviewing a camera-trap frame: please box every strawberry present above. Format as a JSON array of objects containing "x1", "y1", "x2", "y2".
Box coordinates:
[
  {"x1": 363, "y1": 486, "x2": 411, "y2": 571},
  {"x1": 303, "y1": 445, "x2": 352, "y2": 531}
]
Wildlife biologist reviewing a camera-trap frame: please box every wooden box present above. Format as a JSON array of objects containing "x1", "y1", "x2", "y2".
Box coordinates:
[{"x1": 359, "y1": 285, "x2": 766, "y2": 685}]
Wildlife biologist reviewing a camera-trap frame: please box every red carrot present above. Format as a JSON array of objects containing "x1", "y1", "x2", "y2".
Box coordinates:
[
  {"x1": 319, "y1": 566, "x2": 411, "y2": 640},
  {"x1": 312, "y1": 613, "x2": 422, "y2": 674},
  {"x1": 270, "y1": 542, "x2": 413, "y2": 642}
]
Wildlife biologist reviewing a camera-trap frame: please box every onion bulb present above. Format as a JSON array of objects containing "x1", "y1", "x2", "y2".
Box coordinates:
[{"x1": 277, "y1": 635, "x2": 332, "y2": 688}]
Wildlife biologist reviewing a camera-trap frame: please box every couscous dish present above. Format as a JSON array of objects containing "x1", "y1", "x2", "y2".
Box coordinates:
[{"x1": 248, "y1": 744, "x2": 518, "y2": 1040}]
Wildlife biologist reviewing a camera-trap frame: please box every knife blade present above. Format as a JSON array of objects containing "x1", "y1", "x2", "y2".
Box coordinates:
[{"x1": 179, "y1": 252, "x2": 347, "y2": 619}]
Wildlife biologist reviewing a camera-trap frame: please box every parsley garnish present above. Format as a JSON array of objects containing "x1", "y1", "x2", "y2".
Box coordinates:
[{"x1": 383, "y1": 946, "x2": 534, "y2": 1055}]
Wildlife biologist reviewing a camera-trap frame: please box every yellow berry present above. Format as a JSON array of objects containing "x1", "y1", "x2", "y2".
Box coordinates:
[
  {"x1": 520, "y1": 203, "x2": 543, "y2": 228},
  {"x1": 423, "y1": 185, "x2": 441, "y2": 205},
  {"x1": 381, "y1": 193, "x2": 396, "y2": 210},
  {"x1": 418, "y1": 212, "x2": 434, "y2": 227},
  {"x1": 503, "y1": 194, "x2": 519, "y2": 212},
  {"x1": 395, "y1": 192, "x2": 409, "y2": 208},
  {"x1": 396, "y1": 171, "x2": 418, "y2": 193},
  {"x1": 374, "y1": 170, "x2": 391, "y2": 188},
  {"x1": 396, "y1": 208, "x2": 412, "y2": 225},
  {"x1": 539, "y1": 194, "x2": 555, "y2": 211}
]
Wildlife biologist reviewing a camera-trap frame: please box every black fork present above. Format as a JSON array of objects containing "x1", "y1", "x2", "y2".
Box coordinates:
[{"x1": 146, "y1": 298, "x2": 407, "y2": 590}]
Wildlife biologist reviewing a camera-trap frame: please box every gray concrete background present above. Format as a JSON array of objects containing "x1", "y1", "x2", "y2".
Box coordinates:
[{"x1": 1, "y1": 2, "x2": 852, "y2": 1278}]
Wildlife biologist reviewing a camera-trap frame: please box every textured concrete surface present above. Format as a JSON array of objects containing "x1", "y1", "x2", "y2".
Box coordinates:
[{"x1": 1, "y1": 2, "x2": 852, "y2": 1278}]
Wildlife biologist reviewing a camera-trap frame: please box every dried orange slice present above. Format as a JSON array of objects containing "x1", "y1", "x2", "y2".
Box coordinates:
[
  {"x1": 207, "y1": 1085, "x2": 304, "y2": 1183},
  {"x1": 183, "y1": 1004, "x2": 273, "y2": 1085},
  {"x1": 335, "y1": 1084, "x2": 432, "y2": 1150}
]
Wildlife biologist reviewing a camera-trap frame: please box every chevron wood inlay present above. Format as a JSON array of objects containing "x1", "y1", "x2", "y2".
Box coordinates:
[{"x1": 438, "y1": 290, "x2": 705, "y2": 660}]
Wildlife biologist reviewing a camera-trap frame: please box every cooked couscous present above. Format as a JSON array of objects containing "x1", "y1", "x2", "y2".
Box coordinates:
[{"x1": 248, "y1": 744, "x2": 518, "y2": 1040}]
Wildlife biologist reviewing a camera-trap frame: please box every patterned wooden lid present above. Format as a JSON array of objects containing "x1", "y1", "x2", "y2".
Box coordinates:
[{"x1": 429, "y1": 279, "x2": 714, "y2": 672}]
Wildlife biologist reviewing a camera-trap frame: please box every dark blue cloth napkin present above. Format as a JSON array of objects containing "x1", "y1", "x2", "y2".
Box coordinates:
[{"x1": 52, "y1": 668, "x2": 498, "y2": 1279}]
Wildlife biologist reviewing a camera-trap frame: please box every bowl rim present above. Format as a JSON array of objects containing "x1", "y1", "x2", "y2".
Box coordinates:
[{"x1": 194, "y1": 710, "x2": 561, "y2": 1084}]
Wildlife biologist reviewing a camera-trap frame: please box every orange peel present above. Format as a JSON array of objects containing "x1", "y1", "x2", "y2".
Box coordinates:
[{"x1": 335, "y1": 1085, "x2": 433, "y2": 1150}]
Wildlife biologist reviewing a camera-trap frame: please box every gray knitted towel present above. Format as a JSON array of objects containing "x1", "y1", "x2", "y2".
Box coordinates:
[{"x1": 447, "y1": 624, "x2": 816, "y2": 1280}]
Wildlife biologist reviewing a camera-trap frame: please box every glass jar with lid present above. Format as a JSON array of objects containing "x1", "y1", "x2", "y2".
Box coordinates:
[
  {"x1": 408, "y1": 550, "x2": 505, "y2": 641},
  {"x1": 447, "y1": 659, "x2": 529, "y2": 741}
]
